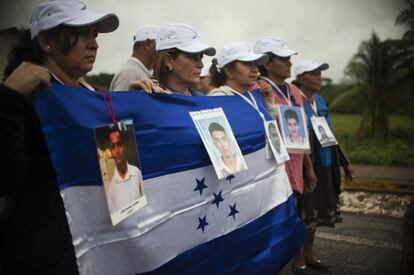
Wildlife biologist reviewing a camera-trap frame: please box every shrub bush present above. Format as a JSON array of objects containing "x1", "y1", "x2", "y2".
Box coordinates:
[{"x1": 337, "y1": 133, "x2": 414, "y2": 167}]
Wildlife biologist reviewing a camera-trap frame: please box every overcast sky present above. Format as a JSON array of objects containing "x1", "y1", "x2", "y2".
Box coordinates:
[{"x1": 1, "y1": 0, "x2": 407, "y2": 83}]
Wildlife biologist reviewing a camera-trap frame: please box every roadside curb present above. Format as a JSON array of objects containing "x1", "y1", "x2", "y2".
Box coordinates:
[{"x1": 342, "y1": 177, "x2": 414, "y2": 194}]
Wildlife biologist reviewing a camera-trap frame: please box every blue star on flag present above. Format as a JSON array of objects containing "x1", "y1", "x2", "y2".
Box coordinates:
[
  {"x1": 193, "y1": 177, "x2": 207, "y2": 196},
  {"x1": 211, "y1": 190, "x2": 224, "y2": 208},
  {"x1": 228, "y1": 203, "x2": 239, "y2": 220},
  {"x1": 197, "y1": 215, "x2": 208, "y2": 233},
  {"x1": 226, "y1": 175, "x2": 235, "y2": 184}
]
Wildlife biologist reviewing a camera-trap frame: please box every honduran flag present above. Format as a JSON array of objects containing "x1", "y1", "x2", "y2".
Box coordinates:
[{"x1": 32, "y1": 83, "x2": 306, "y2": 275}]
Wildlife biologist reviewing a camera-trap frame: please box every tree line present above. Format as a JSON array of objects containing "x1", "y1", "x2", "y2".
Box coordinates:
[{"x1": 321, "y1": 0, "x2": 414, "y2": 142}]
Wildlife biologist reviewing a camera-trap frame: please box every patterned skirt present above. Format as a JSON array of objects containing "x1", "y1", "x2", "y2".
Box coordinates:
[{"x1": 298, "y1": 165, "x2": 336, "y2": 232}]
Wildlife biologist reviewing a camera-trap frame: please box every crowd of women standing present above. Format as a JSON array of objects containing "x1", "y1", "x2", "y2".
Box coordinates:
[{"x1": 0, "y1": 0, "x2": 353, "y2": 274}]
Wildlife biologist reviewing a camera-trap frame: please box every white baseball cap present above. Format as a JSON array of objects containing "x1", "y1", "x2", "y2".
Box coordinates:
[
  {"x1": 294, "y1": 59, "x2": 329, "y2": 77},
  {"x1": 254, "y1": 36, "x2": 297, "y2": 57},
  {"x1": 156, "y1": 23, "x2": 216, "y2": 56},
  {"x1": 217, "y1": 41, "x2": 269, "y2": 69},
  {"x1": 29, "y1": 0, "x2": 119, "y2": 39},
  {"x1": 133, "y1": 25, "x2": 160, "y2": 43},
  {"x1": 200, "y1": 64, "x2": 210, "y2": 78}
]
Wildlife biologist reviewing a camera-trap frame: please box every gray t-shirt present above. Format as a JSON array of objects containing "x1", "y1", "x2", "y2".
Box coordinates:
[{"x1": 110, "y1": 57, "x2": 150, "y2": 91}]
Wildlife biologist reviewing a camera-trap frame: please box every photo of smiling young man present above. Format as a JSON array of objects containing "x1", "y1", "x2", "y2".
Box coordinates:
[
  {"x1": 95, "y1": 120, "x2": 147, "y2": 225},
  {"x1": 106, "y1": 127, "x2": 143, "y2": 214}
]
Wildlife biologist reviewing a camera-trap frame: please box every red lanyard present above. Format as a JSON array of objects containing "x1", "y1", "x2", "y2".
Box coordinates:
[{"x1": 103, "y1": 92, "x2": 118, "y2": 126}]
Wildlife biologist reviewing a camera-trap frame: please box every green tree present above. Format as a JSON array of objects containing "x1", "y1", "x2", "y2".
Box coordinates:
[
  {"x1": 345, "y1": 32, "x2": 412, "y2": 141},
  {"x1": 84, "y1": 73, "x2": 114, "y2": 91},
  {"x1": 395, "y1": 0, "x2": 414, "y2": 122},
  {"x1": 396, "y1": 0, "x2": 414, "y2": 39}
]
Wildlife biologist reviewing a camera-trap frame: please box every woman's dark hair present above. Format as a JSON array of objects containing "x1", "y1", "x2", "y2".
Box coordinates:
[
  {"x1": 3, "y1": 29, "x2": 42, "y2": 78},
  {"x1": 257, "y1": 53, "x2": 275, "y2": 77},
  {"x1": 291, "y1": 80, "x2": 302, "y2": 89},
  {"x1": 152, "y1": 48, "x2": 180, "y2": 89},
  {"x1": 209, "y1": 58, "x2": 238, "y2": 87},
  {"x1": 4, "y1": 26, "x2": 85, "y2": 79}
]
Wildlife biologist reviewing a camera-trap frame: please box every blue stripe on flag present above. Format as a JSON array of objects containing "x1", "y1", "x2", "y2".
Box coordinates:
[
  {"x1": 142, "y1": 195, "x2": 305, "y2": 275},
  {"x1": 33, "y1": 83, "x2": 272, "y2": 188}
]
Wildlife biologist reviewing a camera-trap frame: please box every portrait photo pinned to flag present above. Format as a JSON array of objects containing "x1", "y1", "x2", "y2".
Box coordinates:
[
  {"x1": 190, "y1": 108, "x2": 248, "y2": 180},
  {"x1": 94, "y1": 120, "x2": 147, "y2": 226},
  {"x1": 265, "y1": 120, "x2": 290, "y2": 165},
  {"x1": 277, "y1": 105, "x2": 310, "y2": 153},
  {"x1": 310, "y1": 116, "x2": 338, "y2": 147}
]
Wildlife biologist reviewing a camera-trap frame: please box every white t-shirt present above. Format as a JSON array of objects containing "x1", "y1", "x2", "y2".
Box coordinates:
[
  {"x1": 217, "y1": 154, "x2": 245, "y2": 178},
  {"x1": 107, "y1": 163, "x2": 143, "y2": 214}
]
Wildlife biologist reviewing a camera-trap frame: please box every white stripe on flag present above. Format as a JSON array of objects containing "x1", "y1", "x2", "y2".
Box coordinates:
[{"x1": 62, "y1": 148, "x2": 292, "y2": 274}]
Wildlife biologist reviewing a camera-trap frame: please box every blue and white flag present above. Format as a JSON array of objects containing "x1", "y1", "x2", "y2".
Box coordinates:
[{"x1": 33, "y1": 83, "x2": 306, "y2": 275}]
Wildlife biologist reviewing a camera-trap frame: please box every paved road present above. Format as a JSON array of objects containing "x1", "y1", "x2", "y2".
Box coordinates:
[{"x1": 280, "y1": 212, "x2": 403, "y2": 275}]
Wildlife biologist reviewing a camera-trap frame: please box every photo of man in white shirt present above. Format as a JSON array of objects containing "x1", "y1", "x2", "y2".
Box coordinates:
[
  {"x1": 107, "y1": 127, "x2": 143, "y2": 214},
  {"x1": 208, "y1": 122, "x2": 247, "y2": 178}
]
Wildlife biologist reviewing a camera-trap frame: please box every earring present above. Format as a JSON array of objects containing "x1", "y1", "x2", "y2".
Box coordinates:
[
  {"x1": 168, "y1": 66, "x2": 172, "y2": 71},
  {"x1": 45, "y1": 46, "x2": 51, "y2": 52}
]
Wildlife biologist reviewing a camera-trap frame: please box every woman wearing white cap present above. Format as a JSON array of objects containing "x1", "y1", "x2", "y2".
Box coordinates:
[
  {"x1": 293, "y1": 59, "x2": 354, "y2": 272},
  {"x1": 0, "y1": 0, "x2": 118, "y2": 273},
  {"x1": 192, "y1": 62, "x2": 216, "y2": 94},
  {"x1": 151, "y1": 23, "x2": 216, "y2": 96},
  {"x1": 207, "y1": 41, "x2": 268, "y2": 96},
  {"x1": 254, "y1": 37, "x2": 318, "y2": 274}
]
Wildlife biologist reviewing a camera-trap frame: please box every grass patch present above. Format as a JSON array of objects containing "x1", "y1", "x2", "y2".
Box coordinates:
[
  {"x1": 330, "y1": 114, "x2": 414, "y2": 134},
  {"x1": 330, "y1": 114, "x2": 414, "y2": 167}
]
